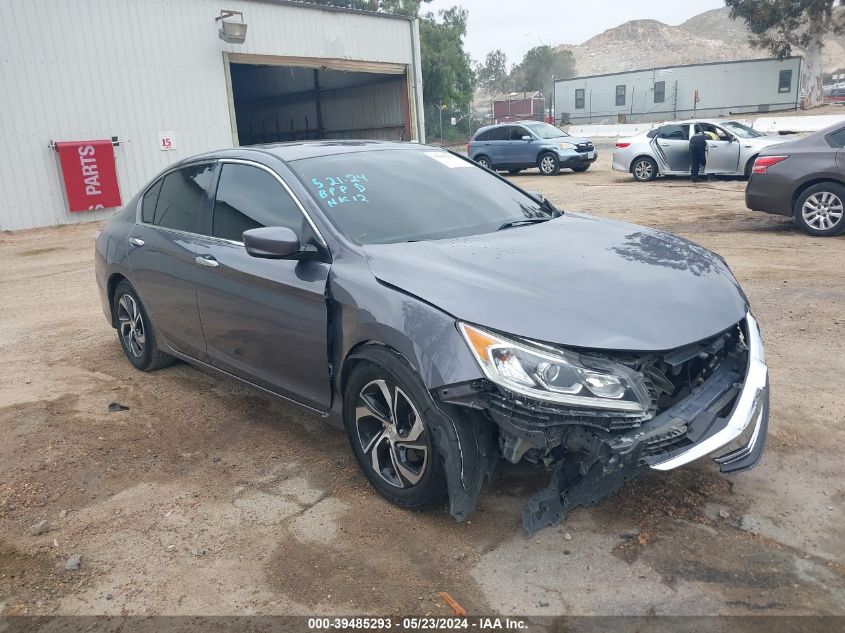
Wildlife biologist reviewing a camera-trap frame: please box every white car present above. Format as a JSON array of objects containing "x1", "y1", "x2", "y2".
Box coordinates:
[{"x1": 613, "y1": 119, "x2": 785, "y2": 182}]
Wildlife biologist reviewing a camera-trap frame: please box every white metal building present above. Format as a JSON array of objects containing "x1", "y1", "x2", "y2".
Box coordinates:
[
  {"x1": 0, "y1": 0, "x2": 425, "y2": 231},
  {"x1": 555, "y1": 57, "x2": 803, "y2": 126}
]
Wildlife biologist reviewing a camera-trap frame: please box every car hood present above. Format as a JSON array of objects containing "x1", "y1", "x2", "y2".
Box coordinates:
[
  {"x1": 561, "y1": 136, "x2": 592, "y2": 145},
  {"x1": 363, "y1": 214, "x2": 748, "y2": 351}
]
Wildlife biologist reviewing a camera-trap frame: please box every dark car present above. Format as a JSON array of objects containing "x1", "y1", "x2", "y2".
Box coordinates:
[
  {"x1": 95, "y1": 141, "x2": 768, "y2": 534},
  {"x1": 746, "y1": 123, "x2": 845, "y2": 237},
  {"x1": 468, "y1": 121, "x2": 597, "y2": 176}
]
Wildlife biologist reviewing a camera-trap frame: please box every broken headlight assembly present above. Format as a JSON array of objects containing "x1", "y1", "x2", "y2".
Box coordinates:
[{"x1": 459, "y1": 323, "x2": 650, "y2": 413}]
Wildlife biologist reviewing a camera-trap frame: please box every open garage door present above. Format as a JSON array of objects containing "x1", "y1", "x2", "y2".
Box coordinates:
[{"x1": 226, "y1": 54, "x2": 412, "y2": 145}]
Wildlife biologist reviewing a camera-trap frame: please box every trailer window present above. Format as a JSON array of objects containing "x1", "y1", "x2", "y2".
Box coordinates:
[
  {"x1": 575, "y1": 89, "x2": 585, "y2": 109},
  {"x1": 616, "y1": 85, "x2": 626, "y2": 106},
  {"x1": 654, "y1": 81, "x2": 666, "y2": 104},
  {"x1": 779, "y1": 69, "x2": 793, "y2": 94}
]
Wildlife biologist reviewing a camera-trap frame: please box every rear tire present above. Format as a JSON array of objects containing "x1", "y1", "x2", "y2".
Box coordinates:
[
  {"x1": 794, "y1": 182, "x2": 845, "y2": 237},
  {"x1": 476, "y1": 155, "x2": 492, "y2": 170},
  {"x1": 343, "y1": 349, "x2": 448, "y2": 510},
  {"x1": 538, "y1": 152, "x2": 560, "y2": 176},
  {"x1": 631, "y1": 156, "x2": 658, "y2": 182},
  {"x1": 112, "y1": 281, "x2": 174, "y2": 372}
]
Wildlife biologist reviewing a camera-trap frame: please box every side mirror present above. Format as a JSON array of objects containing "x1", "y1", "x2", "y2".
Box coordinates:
[
  {"x1": 522, "y1": 135, "x2": 533, "y2": 141},
  {"x1": 243, "y1": 226, "x2": 316, "y2": 261}
]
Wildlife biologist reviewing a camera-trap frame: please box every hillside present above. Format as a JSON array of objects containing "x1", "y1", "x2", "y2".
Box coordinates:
[{"x1": 560, "y1": 7, "x2": 845, "y2": 77}]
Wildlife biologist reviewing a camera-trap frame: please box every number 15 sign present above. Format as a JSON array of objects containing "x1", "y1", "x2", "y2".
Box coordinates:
[{"x1": 158, "y1": 131, "x2": 176, "y2": 151}]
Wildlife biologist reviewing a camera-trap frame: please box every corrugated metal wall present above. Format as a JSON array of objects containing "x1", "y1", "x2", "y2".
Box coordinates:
[
  {"x1": 555, "y1": 58, "x2": 803, "y2": 125},
  {"x1": 232, "y1": 65, "x2": 407, "y2": 144},
  {"x1": 0, "y1": 0, "x2": 419, "y2": 230}
]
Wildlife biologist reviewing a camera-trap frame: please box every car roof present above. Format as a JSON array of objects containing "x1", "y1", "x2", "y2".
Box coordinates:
[
  {"x1": 670, "y1": 119, "x2": 742, "y2": 126},
  {"x1": 476, "y1": 120, "x2": 546, "y2": 131},
  {"x1": 180, "y1": 140, "x2": 431, "y2": 165}
]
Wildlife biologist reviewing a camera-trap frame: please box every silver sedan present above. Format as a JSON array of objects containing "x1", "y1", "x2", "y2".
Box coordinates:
[{"x1": 612, "y1": 119, "x2": 785, "y2": 182}]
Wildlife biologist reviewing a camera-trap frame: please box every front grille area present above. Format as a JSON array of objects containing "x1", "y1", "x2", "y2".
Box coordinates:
[
  {"x1": 488, "y1": 322, "x2": 745, "y2": 438},
  {"x1": 576, "y1": 142, "x2": 594, "y2": 153}
]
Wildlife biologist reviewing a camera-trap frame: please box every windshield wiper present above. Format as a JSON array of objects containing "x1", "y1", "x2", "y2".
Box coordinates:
[{"x1": 498, "y1": 218, "x2": 553, "y2": 231}]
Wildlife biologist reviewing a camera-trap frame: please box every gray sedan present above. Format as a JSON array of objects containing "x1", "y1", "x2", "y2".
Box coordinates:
[
  {"x1": 95, "y1": 141, "x2": 769, "y2": 533},
  {"x1": 746, "y1": 122, "x2": 845, "y2": 237},
  {"x1": 613, "y1": 119, "x2": 784, "y2": 182}
]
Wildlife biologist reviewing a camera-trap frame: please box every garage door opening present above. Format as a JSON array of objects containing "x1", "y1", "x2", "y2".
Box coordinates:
[{"x1": 228, "y1": 60, "x2": 412, "y2": 145}]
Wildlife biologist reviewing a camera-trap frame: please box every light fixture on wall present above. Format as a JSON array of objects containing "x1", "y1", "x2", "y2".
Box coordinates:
[{"x1": 216, "y1": 10, "x2": 247, "y2": 44}]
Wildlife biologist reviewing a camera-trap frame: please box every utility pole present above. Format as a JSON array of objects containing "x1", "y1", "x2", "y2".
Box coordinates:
[{"x1": 436, "y1": 102, "x2": 447, "y2": 145}]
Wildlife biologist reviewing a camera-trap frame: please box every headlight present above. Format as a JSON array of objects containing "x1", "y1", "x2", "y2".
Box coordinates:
[
  {"x1": 459, "y1": 323, "x2": 650, "y2": 413},
  {"x1": 558, "y1": 142, "x2": 577, "y2": 151}
]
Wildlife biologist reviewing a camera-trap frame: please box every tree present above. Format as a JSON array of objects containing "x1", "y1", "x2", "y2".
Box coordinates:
[
  {"x1": 509, "y1": 45, "x2": 575, "y2": 94},
  {"x1": 476, "y1": 49, "x2": 509, "y2": 94},
  {"x1": 418, "y1": 7, "x2": 474, "y2": 108},
  {"x1": 725, "y1": 0, "x2": 844, "y2": 108}
]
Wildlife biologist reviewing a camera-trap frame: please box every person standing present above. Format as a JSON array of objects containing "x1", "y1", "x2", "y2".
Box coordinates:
[{"x1": 689, "y1": 127, "x2": 708, "y2": 183}]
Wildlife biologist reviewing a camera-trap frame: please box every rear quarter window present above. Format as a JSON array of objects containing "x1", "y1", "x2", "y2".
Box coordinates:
[{"x1": 826, "y1": 127, "x2": 845, "y2": 148}]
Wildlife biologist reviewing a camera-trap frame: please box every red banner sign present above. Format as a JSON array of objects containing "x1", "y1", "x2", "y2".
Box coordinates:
[{"x1": 55, "y1": 140, "x2": 122, "y2": 212}]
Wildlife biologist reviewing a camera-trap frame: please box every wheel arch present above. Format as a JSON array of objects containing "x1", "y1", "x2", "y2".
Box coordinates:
[
  {"x1": 106, "y1": 272, "x2": 131, "y2": 328},
  {"x1": 791, "y1": 177, "x2": 845, "y2": 213},
  {"x1": 629, "y1": 154, "x2": 658, "y2": 173}
]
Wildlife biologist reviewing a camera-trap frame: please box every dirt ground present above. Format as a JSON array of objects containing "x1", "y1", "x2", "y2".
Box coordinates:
[{"x1": 1, "y1": 146, "x2": 844, "y2": 617}]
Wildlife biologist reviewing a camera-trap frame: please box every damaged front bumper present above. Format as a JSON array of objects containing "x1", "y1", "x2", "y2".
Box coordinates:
[
  {"x1": 442, "y1": 313, "x2": 769, "y2": 534},
  {"x1": 648, "y1": 312, "x2": 768, "y2": 474}
]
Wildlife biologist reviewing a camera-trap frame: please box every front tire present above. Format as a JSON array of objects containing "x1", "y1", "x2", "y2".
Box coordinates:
[
  {"x1": 794, "y1": 183, "x2": 845, "y2": 237},
  {"x1": 112, "y1": 281, "x2": 174, "y2": 371},
  {"x1": 631, "y1": 156, "x2": 658, "y2": 182},
  {"x1": 538, "y1": 152, "x2": 560, "y2": 176},
  {"x1": 343, "y1": 350, "x2": 447, "y2": 510}
]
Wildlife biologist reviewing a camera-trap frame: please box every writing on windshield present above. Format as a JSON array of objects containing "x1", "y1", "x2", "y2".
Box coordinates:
[{"x1": 310, "y1": 174, "x2": 370, "y2": 208}]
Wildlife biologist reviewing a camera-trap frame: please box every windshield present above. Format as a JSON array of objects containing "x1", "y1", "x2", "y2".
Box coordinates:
[
  {"x1": 523, "y1": 122, "x2": 569, "y2": 139},
  {"x1": 721, "y1": 121, "x2": 763, "y2": 139},
  {"x1": 290, "y1": 149, "x2": 552, "y2": 244}
]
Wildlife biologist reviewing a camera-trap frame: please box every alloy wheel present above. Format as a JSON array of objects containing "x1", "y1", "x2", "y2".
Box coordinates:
[
  {"x1": 802, "y1": 192, "x2": 844, "y2": 231},
  {"x1": 117, "y1": 294, "x2": 145, "y2": 358},
  {"x1": 355, "y1": 379, "x2": 429, "y2": 489},
  {"x1": 478, "y1": 158, "x2": 491, "y2": 169},
  {"x1": 540, "y1": 155, "x2": 556, "y2": 174},
  {"x1": 634, "y1": 160, "x2": 654, "y2": 181}
]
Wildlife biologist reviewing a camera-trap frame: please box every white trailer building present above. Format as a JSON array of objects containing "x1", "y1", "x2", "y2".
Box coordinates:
[
  {"x1": 0, "y1": 0, "x2": 425, "y2": 231},
  {"x1": 555, "y1": 57, "x2": 803, "y2": 126}
]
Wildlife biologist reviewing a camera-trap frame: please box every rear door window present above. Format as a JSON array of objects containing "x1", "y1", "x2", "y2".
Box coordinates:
[
  {"x1": 211, "y1": 163, "x2": 307, "y2": 243},
  {"x1": 658, "y1": 125, "x2": 689, "y2": 140},
  {"x1": 148, "y1": 164, "x2": 215, "y2": 233}
]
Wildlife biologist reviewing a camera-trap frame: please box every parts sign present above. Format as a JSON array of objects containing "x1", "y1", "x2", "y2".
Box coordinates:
[{"x1": 55, "y1": 140, "x2": 122, "y2": 212}]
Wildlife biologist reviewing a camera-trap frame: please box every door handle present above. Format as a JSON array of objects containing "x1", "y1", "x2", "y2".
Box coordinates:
[
  {"x1": 195, "y1": 255, "x2": 219, "y2": 268},
  {"x1": 659, "y1": 143, "x2": 670, "y2": 147},
  {"x1": 128, "y1": 237, "x2": 145, "y2": 247}
]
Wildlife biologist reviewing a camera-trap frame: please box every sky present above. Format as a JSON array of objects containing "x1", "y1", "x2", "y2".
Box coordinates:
[{"x1": 425, "y1": 0, "x2": 725, "y2": 65}]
